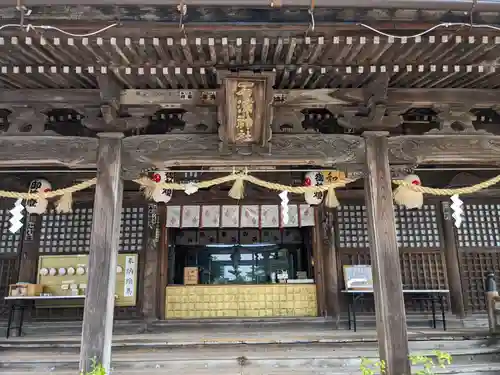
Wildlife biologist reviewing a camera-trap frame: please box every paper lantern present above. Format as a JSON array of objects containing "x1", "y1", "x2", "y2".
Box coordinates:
[
  {"x1": 26, "y1": 179, "x2": 52, "y2": 214},
  {"x1": 304, "y1": 171, "x2": 324, "y2": 205},
  {"x1": 148, "y1": 171, "x2": 174, "y2": 203},
  {"x1": 393, "y1": 174, "x2": 423, "y2": 209}
]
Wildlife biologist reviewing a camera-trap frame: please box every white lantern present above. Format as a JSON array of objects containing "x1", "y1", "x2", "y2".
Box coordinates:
[
  {"x1": 150, "y1": 171, "x2": 174, "y2": 203},
  {"x1": 26, "y1": 179, "x2": 52, "y2": 215},
  {"x1": 304, "y1": 171, "x2": 324, "y2": 205}
]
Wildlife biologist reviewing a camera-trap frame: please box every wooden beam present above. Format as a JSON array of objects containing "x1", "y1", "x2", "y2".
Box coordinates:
[
  {"x1": 0, "y1": 89, "x2": 499, "y2": 109},
  {"x1": 80, "y1": 133, "x2": 124, "y2": 374},
  {"x1": 121, "y1": 133, "x2": 363, "y2": 178},
  {"x1": 0, "y1": 90, "x2": 101, "y2": 106},
  {"x1": 0, "y1": 136, "x2": 98, "y2": 169},
  {"x1": 388, "y1": 134, "x2": 500, "y2": 165},
  {"x1": 119, "y1": 88, "x2": 500, "y2": 109},
  {"x1": 363, "y1": 131, "x2": 411, "y2": 375},
  {"x1": 1, "y1": 132, "x2": 500, "y2": 177}
]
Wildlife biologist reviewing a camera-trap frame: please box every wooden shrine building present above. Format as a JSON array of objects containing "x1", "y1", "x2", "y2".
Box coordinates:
[{"x1": 1, "y1": 1, "x2": 500, "y2": 374}]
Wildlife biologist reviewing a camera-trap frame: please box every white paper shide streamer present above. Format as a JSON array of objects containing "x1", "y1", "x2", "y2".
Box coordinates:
[
  {"x1": 279, "y1": 191, "x2": 289, "y2": 225},
  {"x1": 450, "y1": 194, "x2": 464, "y2": 228},
  {"x1": 9, "y1": 199, "x2": 24, "y2": 234}
]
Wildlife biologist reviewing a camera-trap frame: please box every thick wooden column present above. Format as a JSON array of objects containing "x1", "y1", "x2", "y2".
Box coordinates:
[
  {"x1": 323, "y1": 210, "x2": 341, "y2": 326},
  {"x1": 156, "y1": 203, "x2": 168, "y2": 319},
  {"x1": 80, "y1": 133, "x2": 124, "y2": 374},
  {"x1": 441, "y1": 201, "x2": 466, "y2": 318},
  {"x1": 363, "y1": 131, "x2": 411, "y2": 375},
  {"x1": 17, "y1": 214, "x2": 42, "y2": 283},
  {"x1": 142, "y1": 203, "x2": 159, "y2": 321},
  {"x1": 312, "y1": 207, "x2": 327, "y2": 317}
]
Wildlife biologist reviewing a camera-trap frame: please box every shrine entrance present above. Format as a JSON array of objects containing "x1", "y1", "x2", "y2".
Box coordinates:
[{"x1": 162, "y1": 204, "x2": 322, "y2": 319}]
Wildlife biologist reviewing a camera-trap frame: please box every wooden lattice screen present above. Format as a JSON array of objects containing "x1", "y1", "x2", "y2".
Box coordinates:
[
  {"x1": 34, "y1": 203, "x2": 147, "y2": 320},
  {"x1": 456, "y1": 201, "x2": 500, "y2": 312},
  {"x1": 335, "y1": 202, "x2": 447, "y2": 312},
  {"x1": 0, "y1": 204, "x2": 22, "y2": 320}
]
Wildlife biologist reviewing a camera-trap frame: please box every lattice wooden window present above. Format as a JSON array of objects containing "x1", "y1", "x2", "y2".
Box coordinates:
[
  {"x1": 0, "y1": 208, "x2": 21, "y2": 254},
  {"x1": 459, "y1": 250, "x2": 500, "y2": 312},
  {"x1": 39, "y1": 207, "x2": 93, "y2": 254},
  {"x1": 456, "y1": 203, "x2": 500, "y2": 248},
  {"x1": 339, "y1": 251, "x2": 448, "y2": 312},
  {"x1": 0, "y1": 258, "x2": 18, "y2": 319},
  {"x1": 394, "y1": 204, "x2": 441, "y2": 248},
  {"x1": 336, "y1": 204, "x2": 369, "y2": 248},
  {"x1": 40, "y1": 206, "x2": 146, "y2": 254},
  {"x1": 337, "y1": 204, "x2": 441, "y2": 249},
  {"x1": 119, "y1": 206, "x2": 145, "y2": 252}
]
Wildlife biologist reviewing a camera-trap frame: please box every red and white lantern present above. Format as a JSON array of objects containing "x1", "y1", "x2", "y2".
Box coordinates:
[
  {"x1": 26, "y1": 179, "x2": 52, "y2": 214},
  {"x1": 393, "y1": 174, "x2": 423, "y2": 209},
  {"x1": 149, "y1": 171, "x2": 174, "y2": 203},
  {"x1": 304, "y1": 171, "x2": 324, "y2": 205}
]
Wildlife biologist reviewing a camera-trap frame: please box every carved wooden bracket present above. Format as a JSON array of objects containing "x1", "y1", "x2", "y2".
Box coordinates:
[
  {"x1": 272, "y1": 107, "x2": 304, "y2": 133},
  {"x1": 427, "y1": 105, "x2": 485, "y2": 135},
  {"x1": 80, "y1": 107, "x2": 151, "y2": 132},
  {"x1": 337, "y1": 74, "x2": 402, "y2": 130},
  {"x1": 182, "y1": 106, "x2": 218, "y2": 133},
  {"x1": 4, "y1": 106, "x2": 49, "y2": 134},
  {"x1": 217, "y1": 71, "x2": 275, "y2": 155}
]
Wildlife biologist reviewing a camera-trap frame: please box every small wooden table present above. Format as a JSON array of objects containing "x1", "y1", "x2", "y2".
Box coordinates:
[
  {"x1": 342, "y1": 289, "x2": 450, "y2": 332},
  {"x1": 4, "y1": 295, "x2": 85, "y2": 338}
]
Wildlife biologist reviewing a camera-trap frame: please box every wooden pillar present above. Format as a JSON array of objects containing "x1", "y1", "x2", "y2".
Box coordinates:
[
  {"x1": 322, "y1": 210, "x2": 341, "y2": 326},
  {"x1": 142, "y1": 203, "x2": 160, "y2": 321},
  {"x1": 156, "y1": 203, "x2": 168, "y2": 319},
  {"x1": 79, "y1": 133, "x2": 124, "y2": 374},
  {"x1": 363, "y1": 131, "x2": 411, "y2": 375},
  {"x1": 441, "y1": 201, "x2": 466, "y2": 318},
  {"x1": 312, "y1": 207, "x2": 327, "y2": 317},
  {"x1": 17, "y1": 214, "x2": 41, "y2": 283}
]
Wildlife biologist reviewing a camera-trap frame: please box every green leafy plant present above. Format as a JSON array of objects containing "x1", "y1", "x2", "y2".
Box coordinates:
[
  {"x1": 79, "y1": 358, "x2": 107, "y2": 375},
  {"x1": 360, "y1": 350, "x2": 452, "y2": 375}
]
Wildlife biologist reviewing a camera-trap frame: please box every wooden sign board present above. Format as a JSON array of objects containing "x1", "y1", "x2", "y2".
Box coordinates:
[
  {"x1": 217, "y1": 71, "x2": 275, "y2": 148},
  {"x1": 37, "y1": 253, "x2": 138, "y2": 307},
  {"x1": 343, "y1": 265, "x2": 373, "y2": 290},
  {"x1": 184, "y1": 267, "x2": 199, "y2": 285},
  {"x1": 322, "y1": 170, "x2": 346, "y2": 183}
]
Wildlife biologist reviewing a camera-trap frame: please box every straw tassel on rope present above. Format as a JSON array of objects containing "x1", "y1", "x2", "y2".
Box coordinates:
[
  {"x1": 393, "y1": 174, "x2": 424, "y2": 209},
  {"x1": 55, "y1": 192, "x2": 73, "y2": 213},
  {"x1": 228, "y1": 170, "x2": 246, "y2": 200},
  {"x1": 324, "y1": 184, "x2": 340, "y2": 208}
]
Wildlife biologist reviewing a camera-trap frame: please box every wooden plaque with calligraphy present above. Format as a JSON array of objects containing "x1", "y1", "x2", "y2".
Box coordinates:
[{"x1": 218, "y1": 71, "x2": 275, "y2": 150}]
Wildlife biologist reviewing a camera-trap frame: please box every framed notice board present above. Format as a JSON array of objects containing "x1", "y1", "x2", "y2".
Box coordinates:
[
  {"x1": 37, "y1": 253, "x2": 138, "y2": 307},
  {"x1": 343, "y1": 265, "x2": 373, "y2": 290}
]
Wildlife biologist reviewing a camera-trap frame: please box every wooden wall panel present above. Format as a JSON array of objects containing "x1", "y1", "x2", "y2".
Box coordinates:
[{"x1": 334, "y1": 200, "x2": 448, "y2": 313}]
